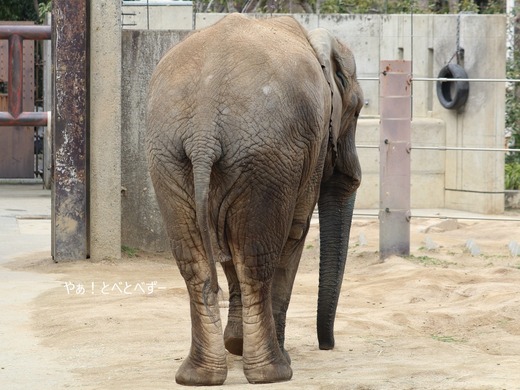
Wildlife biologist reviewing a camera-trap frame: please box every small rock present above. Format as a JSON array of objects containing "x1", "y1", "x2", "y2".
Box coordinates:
[
  {"x1": 424, "y1": 219, "x2": 459, "y2": 233},
  {"x1": 508, "y1": 241, "x2": 519, "y2": 257},
  {"x1": 423, "y1": 236, "x2": 439, "y2": 250},
  {"x1": 358, "y1": 233, "x2": 367, "y2": 247}
]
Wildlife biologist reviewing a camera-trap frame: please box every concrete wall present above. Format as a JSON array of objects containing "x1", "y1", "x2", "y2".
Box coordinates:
[
  {"x1": 122, "y1": 1, "x2": 193, "y2": 30},
  {"x1": 121, "y1": 30, "x2": 190, "y2": 252},
  {"x1": 120, "y1": 13, "x2": 507, "y2": 251}
]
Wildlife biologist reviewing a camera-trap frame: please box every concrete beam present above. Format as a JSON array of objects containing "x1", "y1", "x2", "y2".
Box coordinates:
[{"x1": 89, "y1": 0, "x2": 122, "y2": 260}]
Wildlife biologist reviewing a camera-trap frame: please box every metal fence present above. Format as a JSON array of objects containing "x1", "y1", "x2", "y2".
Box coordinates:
[{"x1": 357, "y1": 65, "x2": 520, "y2": 259}]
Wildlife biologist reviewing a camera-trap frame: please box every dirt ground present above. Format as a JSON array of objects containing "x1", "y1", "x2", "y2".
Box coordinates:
[{"x1": 8, "y1": 214, "x2": 520, "y2": 389}]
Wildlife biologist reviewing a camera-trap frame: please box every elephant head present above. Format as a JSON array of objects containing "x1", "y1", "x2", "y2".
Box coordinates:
[{"x1": 309, "y1": 29, "x2": 363, "y2": 350}]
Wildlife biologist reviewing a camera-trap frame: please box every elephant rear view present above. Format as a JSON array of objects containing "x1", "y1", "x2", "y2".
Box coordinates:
[{"x1": 146, "y1": 13, "x2": 362, "y2": 386}]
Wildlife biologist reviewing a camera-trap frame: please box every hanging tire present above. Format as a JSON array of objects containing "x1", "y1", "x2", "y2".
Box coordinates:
[{"x1": 436, "y1": 63, "x2": 469, "y2": 110}]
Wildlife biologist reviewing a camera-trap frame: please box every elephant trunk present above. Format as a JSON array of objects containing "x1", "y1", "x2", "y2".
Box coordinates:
[{"x1": 317, "y1": 187, "x2": 356, "y2": 350}]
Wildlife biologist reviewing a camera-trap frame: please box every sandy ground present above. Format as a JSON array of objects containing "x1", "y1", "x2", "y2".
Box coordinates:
[{"x1": 6, "y1": 214, "x2": 520, "y2": 389}]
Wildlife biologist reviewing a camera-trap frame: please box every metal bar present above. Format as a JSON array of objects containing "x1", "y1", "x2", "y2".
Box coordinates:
[
  {"x1": 358, "y1": 76, "x2": 520, "y2": 83},
  {"x1": 412, "y1": 214, "x2": 520, "y2": 222},
  {"x1": 0, "y1": 111, "x2": 48, "y2": 126},
  {"x1": 353, "y1": 212, "x2": 520, "y2": 222},
  {"x1": 7, "y1": 34, "x2": 23, "y2": 118},
  {"x1": 43, "y1": 15, "x2": 52, "y2": 189},
  {"x1": 0, "y1": 25, "x2": 51, "y2": 40},
  {"x1": 52, "y1": 0, "x2": 89, "y2": 261},
  {"x1": 0, "y1": 25, "x2": 51, "y2": 128},
  {"x1": 357, "y1": 145, "x2": 520, "y2": 153},
  {"x1": 414, "y1": 77, "x2": 520, "y2": 83},
  {"x1": 379, "y1": 60, "x2": 412, "y2": 260},
  {"x1": 413, "y1": 145, "x2": 520, "y2": 153}
]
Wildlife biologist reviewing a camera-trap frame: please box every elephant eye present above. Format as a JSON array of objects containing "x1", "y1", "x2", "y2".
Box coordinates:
[{"x1": 336, "y1": 71, "x2": 347, "y2": 89}]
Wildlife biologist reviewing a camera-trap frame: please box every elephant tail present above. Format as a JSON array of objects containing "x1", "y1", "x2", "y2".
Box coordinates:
[{"x1": 190, "y1": 146, "x2": 222, "y2": 306}]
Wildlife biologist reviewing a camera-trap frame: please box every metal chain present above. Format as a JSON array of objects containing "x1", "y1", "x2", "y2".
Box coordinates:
[
  {"x1": 446, "y1": 13, "x2": 465, "y2": 65},
  {"x1": 456, "y1": 12, "x2": 461, "y2": 61}
]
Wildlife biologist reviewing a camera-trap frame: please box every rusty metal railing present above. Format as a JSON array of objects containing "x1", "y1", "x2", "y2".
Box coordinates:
[{"x1": 0, "y1": 25, "x2": 51, "y2": 127}]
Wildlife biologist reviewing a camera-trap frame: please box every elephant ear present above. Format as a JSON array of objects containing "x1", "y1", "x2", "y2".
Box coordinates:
[{"x1": 308, "y1": 29, "x2": 350, "y2": 156}]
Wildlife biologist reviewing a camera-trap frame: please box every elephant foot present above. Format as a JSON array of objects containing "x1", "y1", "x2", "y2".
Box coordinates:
[
  {"x1": 244, "y1": 356, "x2": 293, "y2": 384},
  {"x1": 175, "y1": 355, "x2": 227, "y2": 386},
  {"x1": 224, "y1": 317, "x2": 243, "y2": 356},
  {"x1": 224, "y1": 334, "x2": 243, "y2": 356},
  {"x1": 281, "y1": 347, "x2": 291, "y2": 365}
]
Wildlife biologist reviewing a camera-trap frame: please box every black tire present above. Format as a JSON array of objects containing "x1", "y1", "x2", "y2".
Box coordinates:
[{"x1": 436, "y1": 64, "x2": 469, "y2": 110}]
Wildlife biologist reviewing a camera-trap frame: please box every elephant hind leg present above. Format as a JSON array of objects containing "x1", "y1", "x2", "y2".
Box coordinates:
[
  {"x1": 223, "y1": 174, "x2": 299, "y2": 383},
  {"x1": 170, "y1": 244, "x2": 228, "y2": 385},
  {"x1": 153, "y1": 186, "x2": 227, "y2": 385},
  {"x1": 222, "y1": 261, "x2": 244, "y2": 356},
  {"x1": 239, "y1": 270, "x2": 293, "y2": 384},
  {"x1": 230, "y1": 252, "x2": 292, "y2": 384},
  {"x1": 174, "y1": 273, "x2": 228, "y2": 386}
]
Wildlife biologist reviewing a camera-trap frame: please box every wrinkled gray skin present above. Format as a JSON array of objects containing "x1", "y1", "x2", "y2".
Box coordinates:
[{"x1": 146, "y1": 14, "x2": 362, "y2": 386}]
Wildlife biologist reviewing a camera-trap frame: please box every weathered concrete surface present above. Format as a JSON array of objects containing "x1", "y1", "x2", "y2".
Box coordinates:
[
  {"x1": 122, "y1": 1, "x2": 193, "y2": 30},
  {"x1": 89, "y1": 0, "x2": 122, "y2": 260},
  {"x1": 121, "y1": 30, "x2": 190, "y2": 252},
  {"x1": 440, "y1": 15, "x2": 506, "y2": 214}
]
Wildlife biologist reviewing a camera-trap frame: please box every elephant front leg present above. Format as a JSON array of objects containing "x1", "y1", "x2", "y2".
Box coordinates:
[{"x1": 175, "y1": 260, "x2": 228, "y2": 386}]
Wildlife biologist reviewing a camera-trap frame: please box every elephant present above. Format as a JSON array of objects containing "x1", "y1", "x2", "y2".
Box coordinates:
[{"x1": 146, "y1": 13, "x2": 363, "y2": 386}]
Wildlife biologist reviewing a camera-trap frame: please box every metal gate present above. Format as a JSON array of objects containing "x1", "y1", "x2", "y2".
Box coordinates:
[{"x1": 0, "y1": 23, "x2": 46, "y2": 179}]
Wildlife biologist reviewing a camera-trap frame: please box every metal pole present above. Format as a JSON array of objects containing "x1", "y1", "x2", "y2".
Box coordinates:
[
  {"x1": 379, "y1": 60, "x2": 412, "y2": 260},
  {"x1": 7, "y1": 34, "x2": 23, "y2": 118},
  {"x1": 52, "y1": 0, "x2": 89, "y2": 261}
]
